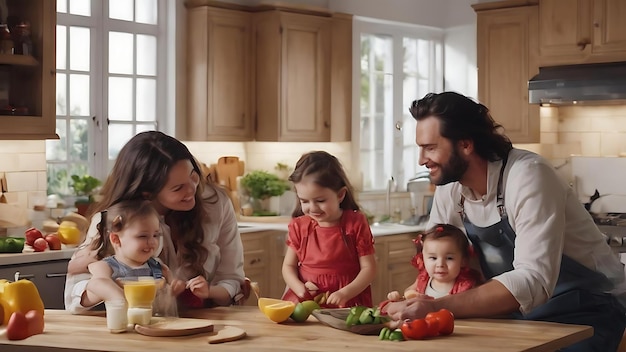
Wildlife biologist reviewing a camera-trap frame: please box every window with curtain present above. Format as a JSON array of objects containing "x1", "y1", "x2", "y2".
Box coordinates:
[
  {"x1": 355, "y1": 18, "x2": 443, "y2": 192},
  {"x1": 47, "y1": 0, "x2": 168, "y2": 196}
]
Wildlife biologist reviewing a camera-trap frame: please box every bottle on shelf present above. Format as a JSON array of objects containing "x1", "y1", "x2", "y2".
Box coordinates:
[{"x1": 0, "y1": 24, "x2": 13, "y2": 54}]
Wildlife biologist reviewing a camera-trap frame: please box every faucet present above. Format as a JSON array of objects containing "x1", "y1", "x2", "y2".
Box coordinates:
[{"x1": 386, "y1": 176, "x2": 396, "y2": 221}]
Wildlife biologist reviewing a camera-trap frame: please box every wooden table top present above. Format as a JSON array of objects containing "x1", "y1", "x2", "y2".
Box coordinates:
[{"x1": 0, "y1": 306, "x2": 593, "y2": 352}]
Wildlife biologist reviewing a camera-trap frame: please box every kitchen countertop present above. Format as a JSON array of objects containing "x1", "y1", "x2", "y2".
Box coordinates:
[
  {"x1": 0, "y1": 222, "x2": 424, "y2": 266},
  {"x1": 0, "y1": 306, "x2": 592, "y2": 351}
]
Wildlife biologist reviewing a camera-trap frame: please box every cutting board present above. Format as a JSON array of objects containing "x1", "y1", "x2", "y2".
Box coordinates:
[
  {"x1": 207, "y1": 325, "x2": 247, "y2": 344},
  {"x1": 134, "y1": 318, "x2": 214, "y2": 337},
  {"x1": 311, "y1": 309, "x2": 386, "y2": 335}
]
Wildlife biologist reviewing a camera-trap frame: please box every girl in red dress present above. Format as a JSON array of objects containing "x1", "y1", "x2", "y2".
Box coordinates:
[{"x1": 281, "y1": 151, "x2": 376, "y2": 308}]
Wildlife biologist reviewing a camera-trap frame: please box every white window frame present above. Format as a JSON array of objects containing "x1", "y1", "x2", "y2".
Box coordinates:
[{"x1": 352, "y1": 17, "x2": 443, "y2": 192}]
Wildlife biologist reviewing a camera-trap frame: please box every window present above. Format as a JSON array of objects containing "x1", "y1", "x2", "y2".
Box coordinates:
[
  {"x1": 354, "y1": 18, "x2": 443, "y2": 192},
  {"x1": 46, "y1": 0, "x2": 169, "y2": 196}
]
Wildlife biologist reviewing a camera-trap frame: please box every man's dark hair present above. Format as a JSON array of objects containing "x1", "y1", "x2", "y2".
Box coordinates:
[{"x1": 409, "y1": 92, "x2": 513, "y2": 161}]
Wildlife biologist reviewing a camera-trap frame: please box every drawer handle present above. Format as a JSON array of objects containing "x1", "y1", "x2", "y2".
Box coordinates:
[
  {"x1": 249, "y1": 258, "x2": 262, "y2": 265},
  {"x1": 46, "y1": 273, "x2": 67, "y2": 278},
  {"x1": 17, "y1": 274, "x2": 35, "y2": 280}
]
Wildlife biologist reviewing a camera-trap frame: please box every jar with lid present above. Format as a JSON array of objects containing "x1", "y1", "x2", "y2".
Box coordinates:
[{"x1": 0, "y1": 24, "x2": 14, "y2": 54}]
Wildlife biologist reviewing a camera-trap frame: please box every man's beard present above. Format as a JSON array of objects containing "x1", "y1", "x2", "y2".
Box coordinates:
[{"x1": 432, "y1": 146, "x2": 468, "y2": 186}]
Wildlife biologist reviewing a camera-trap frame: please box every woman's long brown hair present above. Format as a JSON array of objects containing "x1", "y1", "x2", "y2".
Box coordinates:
[{"x1": 88, "y1": 131, "x2": 215, "y2": 278}]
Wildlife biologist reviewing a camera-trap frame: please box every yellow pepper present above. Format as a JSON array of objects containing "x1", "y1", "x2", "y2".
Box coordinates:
[{"x1": 0, "y1": 279, "x2": 45, "y2": 325}]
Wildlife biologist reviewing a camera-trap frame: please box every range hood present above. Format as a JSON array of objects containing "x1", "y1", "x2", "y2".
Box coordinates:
[{"x1": 528, "y1": 62, "x2": 626, "y2": 105}]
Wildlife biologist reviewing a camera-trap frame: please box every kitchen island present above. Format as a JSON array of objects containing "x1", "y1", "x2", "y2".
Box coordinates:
[{"x1": 0, "y1": 306, "x2": 592, "y2": 351}]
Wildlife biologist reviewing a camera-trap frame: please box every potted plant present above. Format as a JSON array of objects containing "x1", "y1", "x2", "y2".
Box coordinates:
[
  {"x1": 240, "y1": 170, "x2": 290, "y2": 216},
  {"x1": 70, "y1": 174, "x2": 102, "y2": 216}
]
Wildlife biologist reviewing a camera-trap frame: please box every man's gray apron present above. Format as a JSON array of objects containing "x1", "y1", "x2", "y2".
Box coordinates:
[{"x1": 459, "y1": 156, "x2": 625, "y2": 351}]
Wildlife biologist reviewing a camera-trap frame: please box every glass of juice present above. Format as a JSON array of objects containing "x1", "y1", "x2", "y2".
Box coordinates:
[{"x1": 121, "y1": 277, "x2": 162, "y2": 325}]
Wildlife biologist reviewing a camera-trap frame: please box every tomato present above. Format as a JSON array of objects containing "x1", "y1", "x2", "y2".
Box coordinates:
[
  {"x1": 425, "y1": 309, "x2": 455, "y2": 335},
  {"x1": 424, "y1": 316, "x2": 440, "y2": 337},
  {"x1": 400, "y1": 318, "x2": 429, "y2": 340}
]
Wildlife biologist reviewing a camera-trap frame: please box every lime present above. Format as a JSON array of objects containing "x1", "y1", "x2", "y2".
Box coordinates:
[{"x1": 290, "y1": 300, "x2": 320, "y2": 322}]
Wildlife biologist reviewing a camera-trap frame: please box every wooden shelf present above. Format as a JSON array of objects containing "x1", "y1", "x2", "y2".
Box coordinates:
[{"x1": 0, "y1": 53, "x2": 39, "y2": 66}]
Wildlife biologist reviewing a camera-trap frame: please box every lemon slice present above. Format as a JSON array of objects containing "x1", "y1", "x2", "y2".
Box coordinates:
[
  {"x1": 257, "y1": 297, "x2": 286, "y2": 314},
  {"x1": 263, "y1": 301, "x2": 296, "y2": 323}
]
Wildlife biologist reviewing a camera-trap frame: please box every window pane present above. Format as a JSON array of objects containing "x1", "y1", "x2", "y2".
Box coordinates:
[
  {"x1": 373, "y1": 36, "x2": 392, "y2": 73},
  {"x1": 47, "y1": 122, "x2": 67, "y2": 160},
  {"x1": 360, "y1": 35, "x2": 370, "y2": 71},
  {"x1": 56, "y1": 73, "x2": 67, "y2": 115},
  {"x1": 69, "y1": 118, "x2": 89, "y2": 161},
  {"x1": 57, "y1": 0, "x2": 67, "y2": 13},
  {"x1": 56, "y1": 25, "x2": 67, "y2": 70},
  {"x1": 109, "y1": 0, "x2": 133, "y2": 21},
  {"x1": 136, "y1": 0, "x2": 157, "y2": 25},
  {"x1": 417, "y1": 39, "x2": 430, "y2": 78},
  {"x1": 69, "y1": 74, "x2": 90, "y2": 116},
  {"x1": 109, "y1": 77, "x2": 133, "y2": 121},
  {"x1": 69, "y1": 0, "x2": 90, "y2": 16},
  {"x1": 136, "y1": 124, "x2": 156, "y2": 133},
  {"x1": 108, "y1": 124, "x2": 134, "y2": 159},
  {"x1": 47, "y1": 164, "x2": 70, "y2": 196},
  {"x1": 136, "y1": 78, "x2": 155, "y2": 121},
  {"x1": 137, "y1": 35, "x2": 156, "y2": 76},
  {"x1": 109, "y1": 32, "x2": 134, "y2": 74},
  {"x1": 403, "y1": 38, "x2": 417, "y2": 73},
  {"x1": 69, "y1": 26, "x2": 90, "y2": 71}
]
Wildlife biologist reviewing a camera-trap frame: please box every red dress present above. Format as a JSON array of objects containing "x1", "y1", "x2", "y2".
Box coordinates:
[{"x1": 281, "y1": 210, "x2": 375, "y2": 308}]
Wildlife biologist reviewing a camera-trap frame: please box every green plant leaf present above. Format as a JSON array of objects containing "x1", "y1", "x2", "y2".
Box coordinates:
[{"x1": 240, "y1": 170, "x2": 290, "y2": 200}]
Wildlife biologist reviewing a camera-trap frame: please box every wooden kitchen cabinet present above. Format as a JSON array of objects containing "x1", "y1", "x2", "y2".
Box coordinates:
[
  {"x1": 538, "y1": 0, "x2": 626, "y2": 65},
  {"x1": 255, "y1": 10, "x2": 332, "y2": 142},
  {"x1": 371, "y1": 233, "x2": 419, "y2": 304},
  {"x1": 0, "y1": 259, "x2": 69, "y2": 309},
  {"x1": 0, "y1": 0, "x2": 56, "y2": 140},
  {"x1": 241, "y1": 230, "x2": 287, "y2": 305},
  {"x1": 186, "y1": 5, "x2": 254, "y2": 141},
  {"x1": 474, "y1": 1, "x2": 540, "y2": 143}
]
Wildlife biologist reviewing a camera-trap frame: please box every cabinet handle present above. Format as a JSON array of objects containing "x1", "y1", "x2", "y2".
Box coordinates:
[
  {"x1": 593, "y1": 21, "x2": 600, "y2": 28},
  {"x1": 577, "y1": 39, "x2": 590, "y2": 51},
  {"x1": 46, "y1": 273, "x2": 67, "y2": 278},
  {"x1": 395, "y1": 121, "x2": 402, "y2": 131},
  {"x1": 17, "y1": 274, "x2": 35, "y2": 280},
  {"x1": 250, "y1": 258, "x2": 262, "y2": 265},
  {"x1": 323, "y1": 121, "x2": 330, "y2": 128}
]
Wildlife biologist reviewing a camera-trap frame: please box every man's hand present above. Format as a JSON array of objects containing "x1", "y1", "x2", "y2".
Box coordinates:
[{"x1": 386, "y1": 297, "x2": 437, "y2": 321}]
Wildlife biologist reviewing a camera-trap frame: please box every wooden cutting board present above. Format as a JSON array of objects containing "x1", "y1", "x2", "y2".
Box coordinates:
[
  {"x1": 134, "y1": 318, "x2": 214, "y2": 337},
  {"x1": 207, "y1": 325, "x2": 247, "y2": 344},
  {"x1": 311, "y1": 309, "x2": 386, "y2": 335}
]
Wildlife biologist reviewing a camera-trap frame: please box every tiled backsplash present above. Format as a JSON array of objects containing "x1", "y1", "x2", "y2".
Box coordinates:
[
  {"x1": 0, "y1": 140, "x2": 47, "y2": 210},
  {"x1": 3, "y1": 104, "x2": 626, "y2": 218}
]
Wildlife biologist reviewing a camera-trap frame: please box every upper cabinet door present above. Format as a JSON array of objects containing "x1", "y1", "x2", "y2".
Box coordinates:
[
  {"x1": 255, "y1": 11, "x2": 331, "y2": 142},
  {"x1": 186, "y1": 6, "x2": 254, "y2": 141},
  {"x1": 538, "y1": 0, "x2": 626, "y2": 65},
  {"x1": 538, "y1": 0, "x2": 593, "y2": 63},
  {"x1": 591, "y1": 0, "x2": 626, "y2": 56},
  {"x1": 476, "y1": 5, "x2": 540, "y2": 143},
  {"x1": 0, "y1": 0, "x2": 56, "y2": 140}
]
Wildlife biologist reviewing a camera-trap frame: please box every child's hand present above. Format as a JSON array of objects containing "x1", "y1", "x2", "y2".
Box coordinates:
[
  {"x1": 294, "y1": 283, "x2": 314, "y2": 301},
  {"x1": 186, "y1": 275, "x2": 210, "y2": 299},
  {"x1": 169, "y1": 278, "x2": 186, "y2": 296},
  {"x1": 387, "y1": 291, "x2": 402, "y2": 301},
  {"x1": 326, "y1": 290, "x2": 349, "y2": 307}
]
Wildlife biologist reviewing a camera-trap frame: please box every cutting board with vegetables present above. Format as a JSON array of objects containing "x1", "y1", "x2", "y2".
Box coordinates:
[
  {"x1": 134, "y1": 318, "x2": 214, "y2": 337},
  {"x1": 311, "y1": 308, "x2": 386, "y2": 335}
]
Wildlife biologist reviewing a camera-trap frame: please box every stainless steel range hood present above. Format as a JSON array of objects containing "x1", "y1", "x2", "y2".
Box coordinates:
[{"x1": 528, "y1": 62, "x2": 626, "y2": 105}]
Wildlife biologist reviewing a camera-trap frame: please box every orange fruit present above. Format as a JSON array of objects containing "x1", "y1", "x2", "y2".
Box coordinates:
[
  {"x1": 258, "y1": 298, "x2": 286, "y2": 313},
  {"x1": 258, "y1": 298, "x2": 295, "y2": 323}
]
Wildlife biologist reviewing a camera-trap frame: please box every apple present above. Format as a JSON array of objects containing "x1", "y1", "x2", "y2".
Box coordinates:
[
  {"x1": 44, "y1": 234, "x2": 62, "y2": 250},
  {"x1": 32, "y1": 237, "x2": 48, "y2": 252},
  {"x1": 24, "y1": 227, "x2": 43, "y2": 246}
]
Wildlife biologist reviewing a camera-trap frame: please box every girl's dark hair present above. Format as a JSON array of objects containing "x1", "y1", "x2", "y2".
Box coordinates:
[
  {"x1": 409, "y1": 92, "x2": 513, "y2": 161},
  {"x1": 421, "y1": 223, "x2": 471, "y2": 259},
  {"x1": 289, "y1": 151, "x2": 359, "y2": 217},
  {"x1": 89, "y1": 131, "x2": 212, "y2": 277},
  {"x1": 91, "y1": 199, "x2": 160, "y2": 260}
]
